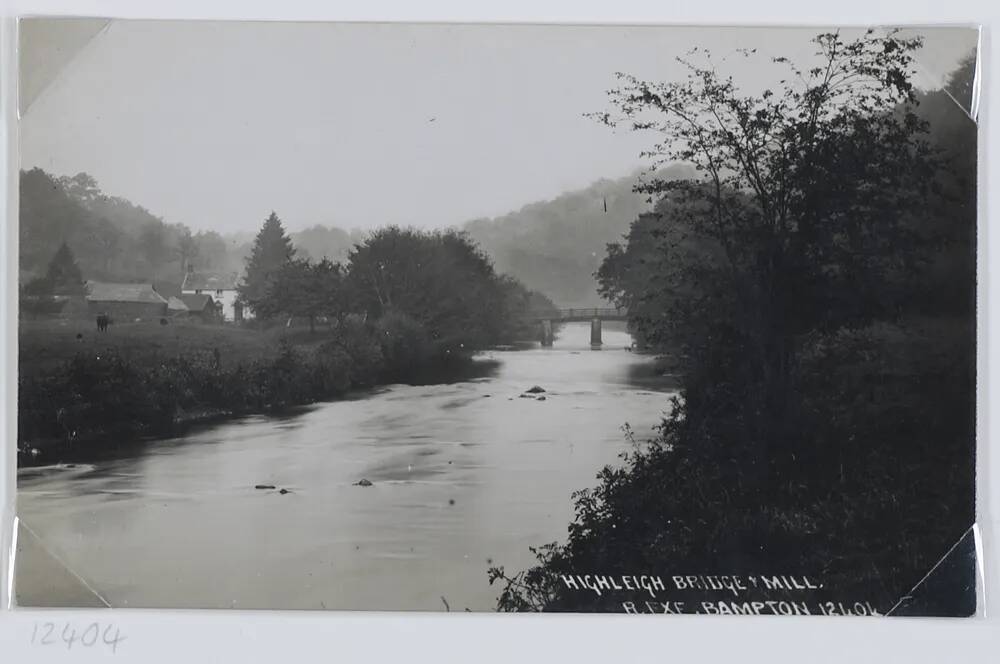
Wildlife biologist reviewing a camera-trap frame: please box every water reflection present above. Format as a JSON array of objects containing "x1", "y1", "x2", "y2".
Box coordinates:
[{"x1": 17, "y1": 323, "x2": 677, "y2": 610}]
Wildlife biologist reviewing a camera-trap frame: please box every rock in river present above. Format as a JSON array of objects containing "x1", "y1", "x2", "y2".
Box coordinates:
[
  {"x1": 354, "y1": 479, "x2": 373, "y2": 487},
  {"x1": 525, "y1": 385, "x2": 546, "y2": 394}
]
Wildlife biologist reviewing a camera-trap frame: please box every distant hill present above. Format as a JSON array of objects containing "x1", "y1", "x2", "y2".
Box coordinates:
[
  {"x1": 463, "y1": 165, "x2": 694, "y2": 307},
  {"x1": 21, "y1": 164, "x2": 694, "y2": 308}
]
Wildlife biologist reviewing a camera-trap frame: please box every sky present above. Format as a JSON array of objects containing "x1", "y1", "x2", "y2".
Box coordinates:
[{"x1": 20, "y1": 20, "x2": 978, "y2": 234}]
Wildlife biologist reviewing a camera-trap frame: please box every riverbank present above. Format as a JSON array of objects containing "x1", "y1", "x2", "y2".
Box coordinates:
[
  {"x1": 16, "y1": 323, "x2": 675, "y2": 610},
  {"x1": 17, "y1": 317, "x2": 499, "y2": 467}
]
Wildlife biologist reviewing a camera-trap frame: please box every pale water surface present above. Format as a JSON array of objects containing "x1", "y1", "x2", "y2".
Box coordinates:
[{"x1": 16, "y1": 323, "x2": 675, "y2": 610}]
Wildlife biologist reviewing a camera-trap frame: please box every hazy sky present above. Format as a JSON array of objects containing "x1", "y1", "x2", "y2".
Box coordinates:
[{"x1": 21, "y1": 21, "x2": 977, "y2": 234}]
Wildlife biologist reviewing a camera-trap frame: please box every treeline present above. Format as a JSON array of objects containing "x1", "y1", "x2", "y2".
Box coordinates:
[
  {"x1": 19, "y1": 169, "x2": 243, "y2": 291},
  {"x1": 464, "y1": 165, "x2": 694, "y2": 308},
  {"x1": 239, "y1": 213, "x2": 558, "y2": 346},
  {"x1": 490, "y1": 33, "x2": 976, "y2": 614},
  {"x1": 19, "y1": 211, "x2": 557, "y2": 458},
  {"x1": 21, "y1": 161, "x2": 690, "y2": 311},
  {"x1": 19, "y1": 169, "x2": 369, "y2": 297}
]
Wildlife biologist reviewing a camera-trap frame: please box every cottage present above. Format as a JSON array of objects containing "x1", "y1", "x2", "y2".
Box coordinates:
[
  {"x1": 179, "y1": 293, "x2": 222, "y2": 322},
  {"x1": 181, "y1": 270, "x2": 244, "y2": 322},
  {"x1": 85, "y1": 281, "x2": 169, "y2": 320}
]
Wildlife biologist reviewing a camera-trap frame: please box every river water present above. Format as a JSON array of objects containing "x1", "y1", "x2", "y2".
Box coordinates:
[{"x1": 16, "y1": 323, "x2": 676, "y2": 611}]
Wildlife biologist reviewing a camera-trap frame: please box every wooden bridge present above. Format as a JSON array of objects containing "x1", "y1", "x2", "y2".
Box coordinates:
[{"x1": 527, "y1": 307, "x2": 630, "y2": 348}]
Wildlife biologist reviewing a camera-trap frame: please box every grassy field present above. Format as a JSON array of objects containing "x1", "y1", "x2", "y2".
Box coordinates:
[
  {"x1": 16, "y1": 315, "x2": 499, "y2": 463},
  {"x1": 18, "y1": 318, "x2": 337, "y2": 376}
]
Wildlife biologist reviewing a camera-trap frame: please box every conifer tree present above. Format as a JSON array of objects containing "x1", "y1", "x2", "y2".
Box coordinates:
[
  {"x1": 238, "y1": 211, "x2": 295, "y2": 316},
  {"x1": 26, "y1": 241, "x2": 86, "y2": 295}
]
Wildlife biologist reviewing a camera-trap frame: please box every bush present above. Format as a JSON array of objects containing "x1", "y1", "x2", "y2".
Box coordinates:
[
  {"x1": 17, "y1": 311, "x2": 458, "y2": 454},
  {"x1": 374, "y1": 311, "x2": 433, "y2": 381},
  {"x1": 324, "y1": 315, "x2": 385, "y2": 386},
  {"x1": 490, "y1": 319, "x2": 975, "y2": 613}
]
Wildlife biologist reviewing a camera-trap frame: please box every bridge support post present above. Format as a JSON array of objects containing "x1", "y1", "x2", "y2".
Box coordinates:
[
  {"x1": 590, "y1": 318, "x2": 602, "y2": 349},
  {"x1": 540, "y1": 319, "x2": 554, "y2": 347}
]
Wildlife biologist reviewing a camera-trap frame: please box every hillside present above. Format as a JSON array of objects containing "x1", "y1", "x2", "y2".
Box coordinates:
[
  {"x1": 463, "y1": 165, "x2": 694, "y2": 307},
  {"x1": 21, "y1": 165, "x2": 694, "y2": 308}
]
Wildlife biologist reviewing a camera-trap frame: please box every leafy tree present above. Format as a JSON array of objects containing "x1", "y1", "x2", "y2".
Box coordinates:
[
  {"x1": 591, "y1": 29, "x2": 938, "y2": 450},
  {"x1": 238, "y1": 211, "x2": 296, "y2": 316},
  {"x1": 139, "y1": 221, "x2": 169, "y2": 268},
  {"x1": 291, "y1": 224, "x2": 353, "y2": 263},
  {"x1": 373, "y1": 310, "x2": 433, "y2": 379},
  {"x1": 19, "y1": 168, "x2": 104, "y2": 279},
  {"x1": 20, "y1": 168, "x2": 203, "y2": 286},
  {"x1": 495, "y1": 275, "x2": 561, "y2": 341},
  {"x1": 175, "y1": 229, "x2": 199, "y2": 276},
  {"x1": 493, "y1": 30, "x2": 975, "y2": 614},
  {"x1": 346, "y1": 227, "x2": 509, "y2": 348},
  {"x1": 190, "y1": 230, "x2": 245, "y2": 274},
  {"x1": 256, "y1": 258, "x2": 349, "y2": 333},
  {"x1": 56, "y1": 172, "x2": 101, "y2": 204}
]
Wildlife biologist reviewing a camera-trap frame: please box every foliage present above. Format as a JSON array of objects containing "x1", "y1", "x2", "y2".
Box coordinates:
[
  {"x1": 493, "y1": 31, "x2": 976, "y2": 613},
  {"x1": 464, "y1": 165, "x2": 694, "y2": 307},
  {"x1": 19, "y1": 168, "x2": 236, "y2": 291},
  {"x1": 24, "y1": 241, "x2": 86, "y2": 296},
  {"x1": 496, "y1": 276, "x2": 561, "y2": 341},
  {"x1": 346, "y1": 227, "x2": 521, "y2": 349},
  {"x1": 20, "y1": 320, "x2": 410, "y2": 452},
  {"x1": 316, "y1": 315, "x2": 384, "y2": 387},
  {"x1": 373, "y1": 310, "x2": 434, "y2": 380},
  {"x1": 292, "y1": 224, "x2": 355, "y2": 263},
  {"x1": 238, "y1": 211, "x2": 296, "y2": 316},
  {"x1": 253, "y1": 258, "x2": 349, "y2": 332}
]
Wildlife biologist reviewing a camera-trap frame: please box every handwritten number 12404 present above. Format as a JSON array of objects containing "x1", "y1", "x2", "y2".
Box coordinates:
[{"x1": 31, "y1": 622, "x2": 126, "y2": 653}]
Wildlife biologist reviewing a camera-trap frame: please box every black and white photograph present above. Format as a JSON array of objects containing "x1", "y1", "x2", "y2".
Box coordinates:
[{"x1": 11, "y1": 19, "x2": 979, "y2": 616}]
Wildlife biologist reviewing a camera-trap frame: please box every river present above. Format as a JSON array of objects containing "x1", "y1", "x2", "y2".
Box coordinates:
[{"x1": 15, "y1": 322, "x2": 676, "y2": 611}]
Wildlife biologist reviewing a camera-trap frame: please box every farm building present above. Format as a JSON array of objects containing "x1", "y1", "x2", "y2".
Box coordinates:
[
  {"x1": 179, "y1": 293, "x2": 222, "y2": 322},
  {"x1": 182, "y1": 270, "x2": 245, "y2": 322},
  {"x1": 166, "y1": 296, "x2": 189, "y2": 316},
  {"x1": 85, "y1": 281, "x2": 169, "y2": 320}
]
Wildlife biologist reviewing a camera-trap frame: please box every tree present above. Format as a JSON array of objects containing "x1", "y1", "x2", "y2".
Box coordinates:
[
  {"x1": 255, "y1": 258, "x2": 348, "y2": 333},
  {"x1": 238, "y1": 211, "x2": 296, "y2": 316},
  {"x1": 345, "y1": 227, "x2": 511, "y2": 348},
  {"x1": 175, "y1": 229, "x2": 199, "y2": 276},
  {"x1": 291, "y1": 224, "x2": 353, "y2": 263},
  {"x1": 56, "y1": 172, "x2": 101, "y2": 205},
  {"x1": 492, "y1": 30, "x2": 973, "y2": 614},
  {"x1": 591, "y1": 29, "x2": 938, "y2": 451},
  {"x1": 20, "y1": 168, "x2": 112, "y2": 279},
  {"x1": 463, "y1": 167, "x2": 694, "y2": 307},
  {"x1": 139, "y1": 221, "x2": 169, "y2": 269},
  {"x1": 25, "y1": 241, "x2": 86, "y2": 296}
]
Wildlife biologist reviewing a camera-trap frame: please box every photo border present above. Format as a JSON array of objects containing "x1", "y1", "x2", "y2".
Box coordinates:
[{"x1": 0, "y1": 1, "x2": 996, "y2": 662}]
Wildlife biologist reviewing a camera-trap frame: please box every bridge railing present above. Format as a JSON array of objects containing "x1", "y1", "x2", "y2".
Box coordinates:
[{"x1": 525, "y1": 307, "x2": 629, "y2": 320}]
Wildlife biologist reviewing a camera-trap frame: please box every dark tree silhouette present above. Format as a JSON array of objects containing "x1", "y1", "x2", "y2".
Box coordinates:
[
  {"x1": 255, "y1": 258, "x2": 348, "y2": 333},
  {"x1": 238, "y1": 211, "x2": 296, "y2": 317},
  {"x1": 26, "y1": 241, "x2": 86, "y2": 296},
  {"x1": 491, "y1": 30, "x2": 976, "y2": 615}
]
